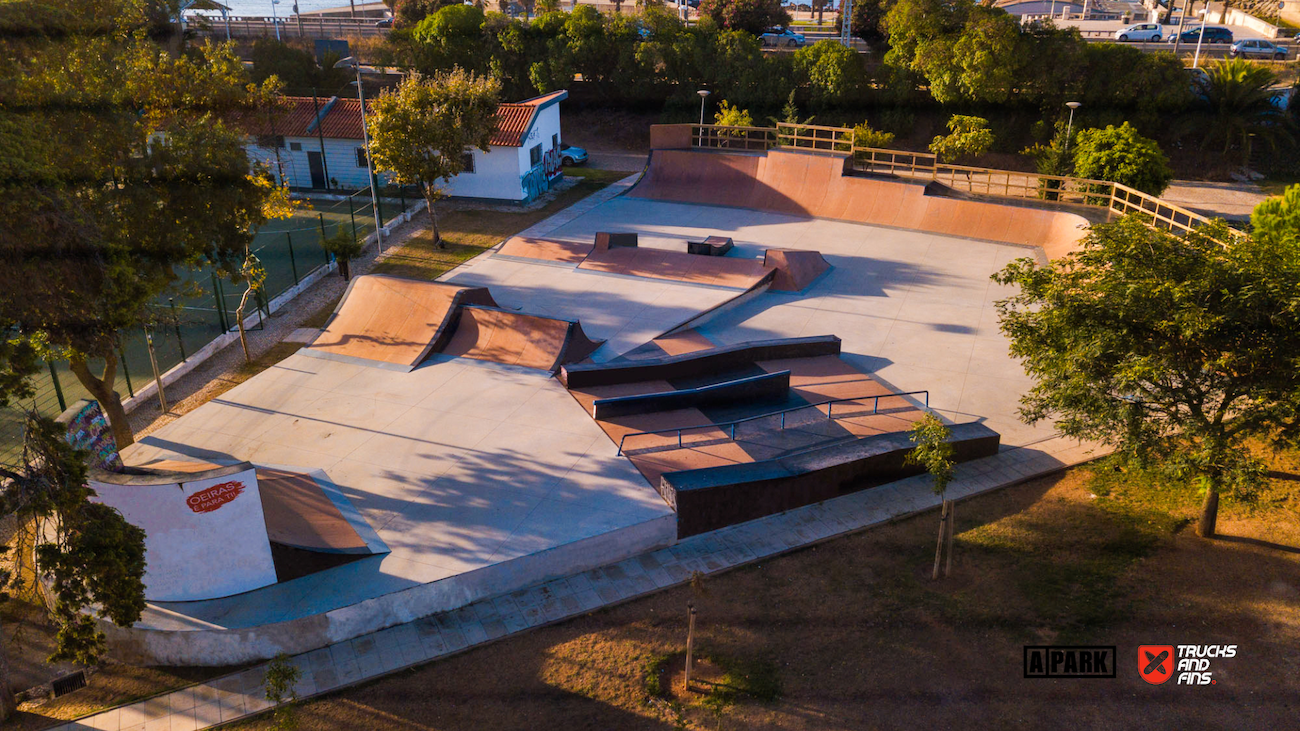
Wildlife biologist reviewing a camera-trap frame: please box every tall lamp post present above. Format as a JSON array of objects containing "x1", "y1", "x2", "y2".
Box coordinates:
[
  {"x1": 1064, "y1": 101, "x2": 1081, "y2": 152},
  {"x1": 270, "y1": 0, "x2": 281, "y2": 40},
  {"x1": 697, "y1": 89, "x2": 711, "y2": 126},
  {"x1": 334, "y1": 56, "x2": 385, "y2": 252},
  {"x1": 1191, "y1": 5, "x2": 1209, "y2": 69}
]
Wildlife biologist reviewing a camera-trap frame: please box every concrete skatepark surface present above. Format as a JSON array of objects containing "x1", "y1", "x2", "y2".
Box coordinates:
[{"x1": 104, "y1": 148, "x2": 1074, "y2": 665}]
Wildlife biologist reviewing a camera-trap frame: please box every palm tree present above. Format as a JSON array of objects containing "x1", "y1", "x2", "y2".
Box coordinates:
[{"x1": 1196, "y1": 58, "x2": 1294, "y2": 164}]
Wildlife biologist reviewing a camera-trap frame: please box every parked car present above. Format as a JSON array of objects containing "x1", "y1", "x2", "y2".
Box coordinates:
[
  {"x1": 1230, "y1": 38, "x2": 1290, "y2": 60},
  {"x1": 1114, "y1": 23, "x2": 1163, "y2": 42},
  {"x1": 375, "y1": 17, "x2": 392, "y2": 28},
  {"x1": 1167, "y1": 26, "x2": 1234, "y2": 44},
  {"x1": 559, "y1": 143, "x2": 588, "y2": 166},
  {"x1": 759, "y1": 27, "x2": 807, "y2": 48}
]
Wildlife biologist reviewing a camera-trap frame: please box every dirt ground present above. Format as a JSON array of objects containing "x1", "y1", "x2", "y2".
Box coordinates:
[{"x1": 222, "y1": 456, "x2": 1299, "y2": 731}]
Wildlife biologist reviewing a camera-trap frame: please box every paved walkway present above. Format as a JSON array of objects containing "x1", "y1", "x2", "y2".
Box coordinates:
[
  {"x1": 50, "y1": 435, "x2": 1099, "y2": 731},
  {"x1": 1162, "y1": 179, "x2": 1266, "y2": 222}
]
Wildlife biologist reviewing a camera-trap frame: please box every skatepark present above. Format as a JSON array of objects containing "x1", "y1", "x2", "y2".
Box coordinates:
[{"x1": 73, "y1": 126, "x2": 1100, "y2": 665}]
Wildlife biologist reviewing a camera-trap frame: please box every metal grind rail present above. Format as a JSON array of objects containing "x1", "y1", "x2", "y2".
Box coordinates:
[{"x1": 615, "y1": 390, "x2": 931, "y2": 456}]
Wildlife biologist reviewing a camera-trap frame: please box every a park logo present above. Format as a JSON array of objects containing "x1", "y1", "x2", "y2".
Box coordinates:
[
  {"x1": 186, "y1": 480, "x2": 246, "y2": 513},
  {"x1": 1139, "y1": 645, "x2": 1175, "y2": 685},
  {"x1": 1023, "y1": 646, "x2": 1117, "y2": 678}
]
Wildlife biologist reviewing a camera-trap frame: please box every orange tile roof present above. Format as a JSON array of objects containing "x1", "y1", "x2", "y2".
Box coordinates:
[{"x1": 245, "y1": 90, "x2": 568, "y2": 147}]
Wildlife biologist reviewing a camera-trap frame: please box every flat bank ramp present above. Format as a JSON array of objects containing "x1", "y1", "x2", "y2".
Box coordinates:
[
  {"x1": 632, "y1": 149, "x2": 1089, "y2": 257},
  {"x1": 442, "y1": 305, "x2": 603, "y2": 372},
  {"x1": 308, "y1": 275, "x2": 497, "y2": 370}
]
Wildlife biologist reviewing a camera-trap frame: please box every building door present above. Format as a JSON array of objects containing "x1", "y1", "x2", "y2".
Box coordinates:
[{"x1": 307, "y1": 152, "x2": 326, "y2": 189}]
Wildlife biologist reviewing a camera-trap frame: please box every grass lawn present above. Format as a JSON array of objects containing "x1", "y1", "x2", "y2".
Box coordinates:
[
  {"x1": 223, "y1": 448, "x2": 1300, "y2": 730},
  {"x1": 370, "y1": 169, "x2": 634, "y2": 281}
]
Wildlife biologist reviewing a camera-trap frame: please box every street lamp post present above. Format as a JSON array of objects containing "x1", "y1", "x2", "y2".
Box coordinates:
[
  {"x1": 1064, "y1": 101, "x2": 1081, "y2": 153},
  {"x1": 1192, "y1": 6, "x2": 1209, "y2": 69},
  {"x1": 334, "y1": 56, "x2": 385, "y2": 253},
  {"x1": 270, "y1": 0, "x2": 281, "y2": 41},
  {"x1": 697, "y1": 89, "x2": 711, "y2": 126}
]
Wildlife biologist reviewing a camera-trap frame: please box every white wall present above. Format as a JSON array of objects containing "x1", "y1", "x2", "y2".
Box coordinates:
[
  {"x1": 442, "y1": 144, "x2": 527, "y2": 201},
  {"x1": 247, "y1": 101, "x2": 566, "y2": 201},
  {"x1": 91, "y1": 466, "x2": 278, "y2": 602},
  {"x1": 248, "y1": 136, "x2": 384, "y2": 191}
]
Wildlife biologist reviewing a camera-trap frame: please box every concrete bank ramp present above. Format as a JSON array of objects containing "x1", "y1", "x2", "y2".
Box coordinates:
[
  {"x1": 308, "y1": 275, "x2": 498, "y2": 370},
  {"x1": 441, "y1": 304, "x2": 603, "y2": 373}
]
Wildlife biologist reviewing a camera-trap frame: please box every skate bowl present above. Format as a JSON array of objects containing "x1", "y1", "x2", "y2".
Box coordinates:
[
  {"x1": 630, "y1": 147, "x2": 1090, "y2": 258},
  {"x1": 308, "y1": 275, "x2": 498, "y2": 370},
  {"x1": 440, "y1": 304, "x2": 603, "y2": 372}
]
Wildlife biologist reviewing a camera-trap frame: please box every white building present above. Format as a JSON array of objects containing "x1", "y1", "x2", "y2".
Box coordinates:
[{"x1": 245, "y1": 90, "x2": 568, "y2": 203}]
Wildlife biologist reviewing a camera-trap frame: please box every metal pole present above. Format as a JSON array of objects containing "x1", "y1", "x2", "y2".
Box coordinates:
[
  {"x1": 311, "y1": 89, "x2": 332, "y2": 192},
  {"x1": 169, "y1": 298, "x2": 186, "y2": 361},
  {"x1": 349, "y1": 193, "x2": 358, "y2": 240},
  {"x1": 118, "y1": 340, "x2": 134, "y2": 398},
  {"x1": 1065, "y1": 107, "x2": 1076, "y2": 152},
  {"x1": 270, "y1": 0, "x2": 281, "y2": 40},
  {"x1": 684, "y1": 603, "x2": 697, "y2": 688},
  {"x1": 353, "y1": 64, "x2": 384, "y2": 252},
  {"x1": 47, "y1": 361, "x2": 66, "y2": 412},
  {"x1": 286, "y1": 232, "x2": 300, "y2": 284},
  {"x1": 210, "y1": 272, "x2": 228, "y2": 332},
  {"x1": 144, "y1": 327, "x2": 168, "y2": 413},
  {"x1": 1192, "y1": 8, "x2": 1208, "y2": 68},
  {"x1": 215, "y1": 277, "x2": 231, "y2": 332},
  {"x1": 1173, "y1": 1, "x2": 1189, "y2": 55},
  {"x1": 318, "y1": 212, "x2": 332, "y2": 267}
]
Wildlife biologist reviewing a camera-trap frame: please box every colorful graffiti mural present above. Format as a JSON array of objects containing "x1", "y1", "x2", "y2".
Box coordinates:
[{"x1": 57, "y1": 399, "x2": 123, "y2": 472}]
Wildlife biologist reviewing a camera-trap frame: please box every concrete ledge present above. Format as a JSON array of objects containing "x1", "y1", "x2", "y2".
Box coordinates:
[
  {"x1": 662, "y1": 422, "x2": 1001, "y2": 537},
  {"x1": 103, "y1": 512, "x2": 676, "y2": 666},
  {"x1": 591, "y1": 369, "x2": 790, "y2": 419}
]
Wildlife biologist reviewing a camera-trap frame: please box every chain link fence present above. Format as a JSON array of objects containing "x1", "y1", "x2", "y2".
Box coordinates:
[{"x1": 0, "y1": 189, "x2": 415, "y2": 465}]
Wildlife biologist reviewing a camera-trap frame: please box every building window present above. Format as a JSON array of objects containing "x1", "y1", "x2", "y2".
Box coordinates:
[
  {"x1": 355, "y1": 147, "x2": 368, "y2": 168},
  {"x1": 289, "y1": 141, "x2": 302, "y2": 151},
  {"x1": 257, "y1": 135, "x2": 285, "y2": 149},
  {"x1": 461, "y1": 152, "x2": 475, "y2": 173},
  {"x1": 529, "y1": 144, "x2": 542, "y2": 167},
  {"x1": 552, "y1": 133, "x2": 559, "y2": 150}
]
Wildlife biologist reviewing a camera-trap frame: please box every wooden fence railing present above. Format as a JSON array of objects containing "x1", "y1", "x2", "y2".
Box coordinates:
[{"x1": 687, "y1": 123, "x2": 1234, "y2": 238}]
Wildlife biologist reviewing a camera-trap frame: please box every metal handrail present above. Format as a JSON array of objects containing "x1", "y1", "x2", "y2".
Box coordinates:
[{"x1": 615, "y1": 390, "x2": 930, "y2": 456}]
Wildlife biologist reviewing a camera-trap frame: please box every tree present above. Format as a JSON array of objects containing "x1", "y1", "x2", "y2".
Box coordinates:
[
  {"x1": 1022, "y1": 122, "x2": 1074, "y2": 200},
  {"x1": 928, "y1": 114, "x2": 994, "y2": 162},
  {"x1": 411, "y1": 3, "x2": 492, "y2": 75},
  {"x1": 368, "y1": 69, "x2": 502, "y2": 249},
  {"x1": 698, "y1": 0, "x2": 791, "y2": 35},
  {"x1": 1250, "y1": 184, "x2": 1300, "y2": 243},
  {"x1": 322, "y1": 229, "x2": 366, "y2": 281},
  {"x1": 1, "y1": 414, "x2": 147, "y2": 718},
  {"x1": 713, "y1": 99, "x2": 753, "y2": 126},
  {"x1": 394, "y1": 0, "x2": 460, "y2": 28},
  {"x1": 843, "y1": 0, "x2": 890, "y2": 44},
  {"x1": 994, "y1": 216, "x2": 1300, "y2": 538},
  {"x1": 249, "y1": 39, "x2": 351, "y2": 95},
  {"x1": 1072, "y1": 122, "x2": 1173, "y2": 196},
  {"x1": 0, "y1": 11, "x2": 294, "y2": 448},
  {"x1": 906, "y1": 414, "x2": 956, "y2": 580},
  {"x1": 791, "y1": 39, "x2": 865, "y2": 107},
  {"x1": 1195, "y1": 58, "x2": 1294, "y2": 163}
]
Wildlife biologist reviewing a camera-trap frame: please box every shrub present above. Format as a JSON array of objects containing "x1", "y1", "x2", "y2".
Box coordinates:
[
  {"x1": 928, "y1": 114, "x2": 994, "y2": 163},
  {"x1": 1072, "y1": 122, "x2": 1172, "y2": 195}
]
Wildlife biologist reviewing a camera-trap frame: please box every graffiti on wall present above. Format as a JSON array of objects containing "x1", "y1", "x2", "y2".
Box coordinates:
[
  {"x1": 544, "y1": 148, "x2": 562, "y2": 179},
  {"x1": 521, "y1": 166, "x2": 550, "y2": 202},
  {"x1": 521, "y1": 149, "x2": 566, "y2": 202},
  {"x1": 58, "y1": 399, "x2": 123, "y2": 472}
]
